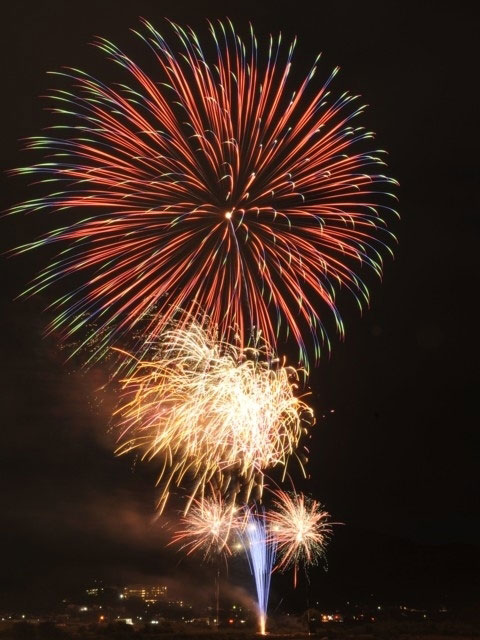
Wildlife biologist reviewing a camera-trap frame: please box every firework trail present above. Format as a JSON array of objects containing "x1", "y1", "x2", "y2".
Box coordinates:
[
  {"x1": 113, "y1": 318, "x2": 313, "y2": 512},
  {"x1": 10, "y1": 19, "x2": 398, "y2": 365},
  {"x1": 268, "y1": 490, "x2": 332, "y2": 586},
  {"x1": 241, "y1": 509, "x2": 277, "y2": 635},
  {"x1": 169, "y1": 493, "x2": 247, "y2": 628}
]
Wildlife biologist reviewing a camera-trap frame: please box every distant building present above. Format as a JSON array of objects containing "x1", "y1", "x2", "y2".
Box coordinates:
[
  {"x1": 85, "y1": 580, "x2": 105, "y2": 597},
  {"x1": 122, "y1": 585, "x2": 167, "y2": 603}
]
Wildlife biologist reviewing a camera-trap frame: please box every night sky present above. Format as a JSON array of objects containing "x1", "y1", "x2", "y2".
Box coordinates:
[{"x1": 1, "y1": 1, "x2": 478, "y2": 612}]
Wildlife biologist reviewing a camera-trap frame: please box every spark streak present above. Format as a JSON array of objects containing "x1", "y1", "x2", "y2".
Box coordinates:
[{"x1": 241, "y1": 510, "x2": 277, "y2": 635}]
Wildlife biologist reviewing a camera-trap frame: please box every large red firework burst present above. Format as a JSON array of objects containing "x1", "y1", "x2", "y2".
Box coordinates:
[{"x1": 11, "y1": 20, "x2": 398, "y2": 363}]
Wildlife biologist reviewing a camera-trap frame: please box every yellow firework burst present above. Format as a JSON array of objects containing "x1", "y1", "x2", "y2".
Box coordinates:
[
  {"x1": 170, "y1": 493, "x2": 245, "y2": 558},
  {"x1": 268, "y1": 490, "x2": 332, "y2": 585},
  {"x1": 113, "y1": 319, "x2": 314, "y2": 512}
]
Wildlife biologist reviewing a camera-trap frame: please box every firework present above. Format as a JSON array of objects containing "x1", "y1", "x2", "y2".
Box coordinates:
[
  {"x1": 113, "y1": 319, "x2": 313, "y2": 512},
  {"x1": 241, "y1": 510, "x2": 277, "y2": 635},
  {"x1": 268, "y1": 490, "x2": 332, "y2": 586},
  {"x1": 11, "y1": 19, "x2": 398, "y2": 365},
  {"x1": 169, "y1": 493, "x2": 244, "y2": 558}
]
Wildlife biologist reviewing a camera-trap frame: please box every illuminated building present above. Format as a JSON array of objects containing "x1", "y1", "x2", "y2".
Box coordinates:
[{"x1": 122, "y1": 585, "x2": 167, "y2": 603}]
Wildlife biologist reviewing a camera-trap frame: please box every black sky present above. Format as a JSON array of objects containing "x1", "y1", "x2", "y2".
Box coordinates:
[{"x1": 1, "y1": 0, "x2": 478, "y2": 609}]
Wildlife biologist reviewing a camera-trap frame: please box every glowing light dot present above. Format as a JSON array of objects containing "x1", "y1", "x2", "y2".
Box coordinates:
[{"x1": 225, "y1": 210, "x2": 232, "y2": 219}]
